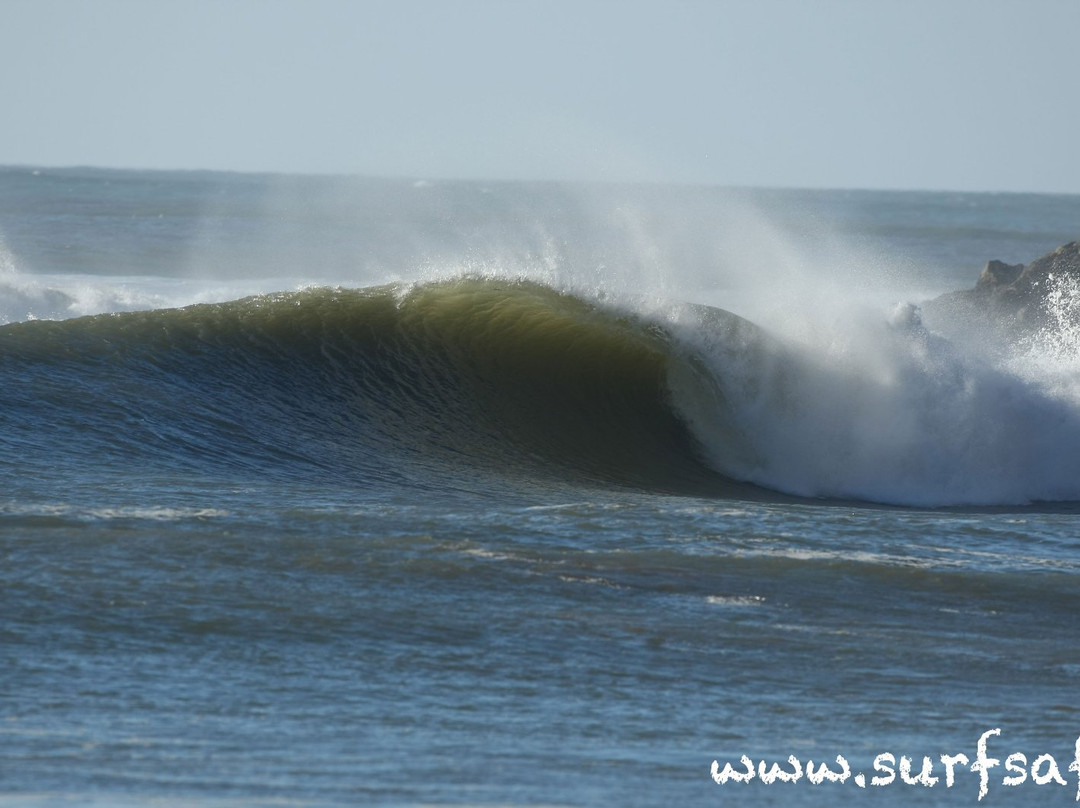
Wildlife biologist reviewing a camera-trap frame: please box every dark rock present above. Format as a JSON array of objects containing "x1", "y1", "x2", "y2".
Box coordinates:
[
  {"x1": 921, "y1": 241, "x2": 1080, "y2": 340},
  {"x1": 976, "y1": 259, "x2": 1023, "y2": 290}
]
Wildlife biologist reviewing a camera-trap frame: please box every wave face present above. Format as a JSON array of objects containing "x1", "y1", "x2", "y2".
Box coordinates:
[
  {"x1": 0, "y1": 279, "x2": 740, "y2": 499},
  {"x1": 4, "y1": 274, "x2": 1080, "y2": 506}
]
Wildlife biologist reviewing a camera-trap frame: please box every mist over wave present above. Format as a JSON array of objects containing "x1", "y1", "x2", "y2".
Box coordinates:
[
  {"x1": 669, "y1": 294, "x2": 1080, "y2": 505},
  {"x1": 2, "y1": 167, "x2": 1078, "y2": 506}
]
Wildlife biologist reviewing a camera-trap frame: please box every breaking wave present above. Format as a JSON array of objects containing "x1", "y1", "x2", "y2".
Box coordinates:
[{"x1": 2, "y1": 276, "x2": 1079, "y2": 506}]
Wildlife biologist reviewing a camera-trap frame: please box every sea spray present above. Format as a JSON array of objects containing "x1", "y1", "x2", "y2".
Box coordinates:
[
  {"x1": 664, "y1": 268, "x2": 1080, "y2": 505},
  {"x1": 5, "y1": 168, "x2": 1079, "y2": 506}
]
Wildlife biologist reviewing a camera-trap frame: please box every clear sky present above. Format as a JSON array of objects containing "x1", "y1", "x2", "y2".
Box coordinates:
[{"x1": 2, "y1": 0, "x2": 1077, "y2": 193}]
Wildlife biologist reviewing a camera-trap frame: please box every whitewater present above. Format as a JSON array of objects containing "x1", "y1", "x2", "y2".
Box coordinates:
[{"x1": 2, "y1": 166, "x2": 1080, "y2": 806}]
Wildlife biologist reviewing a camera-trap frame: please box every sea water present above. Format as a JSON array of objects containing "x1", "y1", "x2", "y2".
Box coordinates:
[{"x1": 2, "y1": 166, "x2": 1080, "y2": 806}]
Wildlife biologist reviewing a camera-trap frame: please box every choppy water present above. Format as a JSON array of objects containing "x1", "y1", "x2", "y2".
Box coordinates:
[{"x1": 2, "y1": 166, "x2": 1080, "y2": 806}]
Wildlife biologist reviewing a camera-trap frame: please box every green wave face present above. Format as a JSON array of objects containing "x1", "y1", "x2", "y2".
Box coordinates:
[{"x1": 0, "y1": 278, "x2": 755, "y2": 498}]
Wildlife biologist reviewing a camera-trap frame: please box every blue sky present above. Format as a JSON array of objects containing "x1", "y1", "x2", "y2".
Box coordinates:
[{"x1": 2, "y1": 0, "x2": 1078, "y2": 192}]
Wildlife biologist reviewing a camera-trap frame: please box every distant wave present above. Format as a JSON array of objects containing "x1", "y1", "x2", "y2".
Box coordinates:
[{"x1": 3, "y1": 276, "x2": 1079, "y2": 506}]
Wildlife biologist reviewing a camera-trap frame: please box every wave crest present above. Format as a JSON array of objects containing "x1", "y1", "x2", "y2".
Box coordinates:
[{"x1": 4, "y1": 275, "x2": 1080, "y2": 506}]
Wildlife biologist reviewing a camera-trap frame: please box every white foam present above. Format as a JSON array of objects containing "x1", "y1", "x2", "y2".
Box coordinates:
[
  {"x1": 0, "y1": 502, "x2": 230, "y2": 521},
  {"x1": 705, "y1": 595, "x2": 766, "y2": 607},
  {"x1": 668, "y1": 292, "x2": 1080, "y2": 505},
  {"x1": 0, "y1": 271, "x2": 326, "y2": 326}
]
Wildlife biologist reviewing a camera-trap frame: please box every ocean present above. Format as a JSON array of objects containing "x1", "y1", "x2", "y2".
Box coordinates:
[{"x1": 2, "y1": 165, "x2": 1080, "y2": 806}]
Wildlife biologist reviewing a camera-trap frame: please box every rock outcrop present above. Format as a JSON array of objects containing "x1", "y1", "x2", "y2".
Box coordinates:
[{"x1": 921, "y1": 241, "x2": 1080, "y2": 339}]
